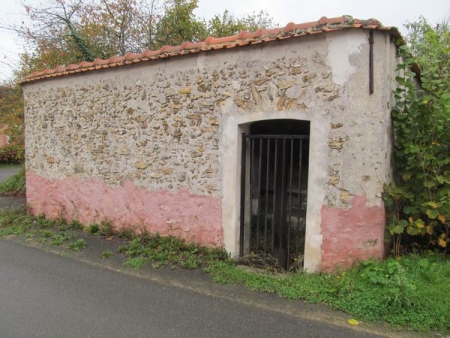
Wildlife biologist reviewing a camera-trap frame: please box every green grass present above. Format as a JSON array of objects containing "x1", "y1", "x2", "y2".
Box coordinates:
[
  {"x1": 68, "y1": 239, "x2": 87, "y2": 251},
  {"x1": 205, "y1": 255, "x2": 450, "y2": 332},
  {"x1": 120, "y1": 232, "x2": 228, "y2": 269},
  {"x1": 0, "y1": 166, "x2": 25, "y2": 195},
  {"x1": 69, "y1": 220, "x2": 84, "y2": 230},
  {"x1": 124, "y1": 257, "x2": 147, "y2": 269},
  {"x1": 0, "y1": 208, "x2": 34, "y2": 236},
  {"x1": 98, "y1": 221, "x2": 114, "y2": 236},
  {"x1": 0, "y1": 209, "x2": 448, "y2": 332},
  {"x1": 86, "y1": 223, "x2": 100, "y2": 234},
  {"x1": 51, "y1": 231, "x2": 76, "y2": 246},
  {"x1": 100, "y1": 250, "x2": 113, "y2": 259}
]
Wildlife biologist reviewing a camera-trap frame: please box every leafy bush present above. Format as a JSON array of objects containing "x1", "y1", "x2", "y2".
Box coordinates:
[
  {"x1": 0, "y1": 84, "x2": 24, "y2": 162},
  {"x1": 0, "y1": 145, "x2": 24, "y2": 164},
  {"x1": 385, "y1": 17, "x2": 450, "y2": 254}
]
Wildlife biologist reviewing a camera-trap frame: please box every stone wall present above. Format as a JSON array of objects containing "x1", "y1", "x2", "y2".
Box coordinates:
[{"x1": 23, "y1": 29, "x2": 398, "y2": 271}]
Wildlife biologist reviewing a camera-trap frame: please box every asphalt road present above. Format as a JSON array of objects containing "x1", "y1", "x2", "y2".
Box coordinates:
[
  {"x1": 0, "y1": 239, "x2": 385, "y2": 338},
  {"x1": 0, "y1": 166, "x2": 21, "y2": 183}
]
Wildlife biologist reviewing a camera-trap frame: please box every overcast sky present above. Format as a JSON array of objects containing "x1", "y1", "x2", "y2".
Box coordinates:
[{"x1": 1, "y1": 0, "x2": 449, "y2": 80}]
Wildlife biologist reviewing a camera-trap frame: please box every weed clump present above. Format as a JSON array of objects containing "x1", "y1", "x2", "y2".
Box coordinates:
[
  {"x1": 68, "y1": 239, "x2": 88, "y2": 251},
  {"x1": 120, "y1": 231, "x2": 228, "y2": 270}
]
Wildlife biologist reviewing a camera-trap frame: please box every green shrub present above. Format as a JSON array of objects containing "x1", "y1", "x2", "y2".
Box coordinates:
[
  {"x1": 385, "y1": 17, "x2": 450, "y2": 255},
  {"x1": 0, "y1": 145, "x2": 24, "y2": 164}
]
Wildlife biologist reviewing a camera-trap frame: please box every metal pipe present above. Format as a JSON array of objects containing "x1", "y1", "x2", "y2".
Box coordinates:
[
  {"x1": 264, "y1": 138, "x2": 270, "y2": 253},
  {"x1": 247, "y1": 134, "x2": 309, "y2": 139},
  {"x1": 287, "y1": 138, "x2": 294, "y2": 269},
  {"x1": 280, "y1": 138, "x2": 286, "y2": 267},
  {"x1": 297, "y1": 139, "x2": 303, "y2": 253},
  {"x1": 369, "y1": 30, "x2": 374, "y2": 95},
  {"x1": 272, "y1": 138, "x2": 278, "y2": 254},
  {"x1": 239, "y1": 133, "x2": 247, "y2": 256},
  {"x1": 255, "y1": 138, "x2": 263, "y2": 253},
  {"x1": 249, "y1": 138, "x2": 255, "y2": 252}
]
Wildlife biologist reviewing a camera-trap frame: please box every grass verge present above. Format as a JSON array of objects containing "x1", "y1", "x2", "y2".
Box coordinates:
[
  {"x1": 0, "y1": 166, "x2": 25, "y2": 196},
  {"x1": 0, "y1": 208, "x2": 448, "y2": 333},
  {"x1": 205, "y1": 257, "x2": 450, "y2": 332}
]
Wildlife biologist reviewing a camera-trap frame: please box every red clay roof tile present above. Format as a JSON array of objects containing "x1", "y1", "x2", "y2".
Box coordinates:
[{"x1": 20, "y1": 15, "x2": 404, "y2": 84}]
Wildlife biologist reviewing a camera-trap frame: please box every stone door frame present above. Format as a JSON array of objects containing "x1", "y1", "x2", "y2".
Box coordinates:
[{"x1": 221, "y1": 110, "x2": 330, "y2": 272}]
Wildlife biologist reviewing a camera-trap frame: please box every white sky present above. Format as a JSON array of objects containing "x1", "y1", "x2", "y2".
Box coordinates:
[{"x1": 0, "y1": 0, "x2": 449, "y2": 80}]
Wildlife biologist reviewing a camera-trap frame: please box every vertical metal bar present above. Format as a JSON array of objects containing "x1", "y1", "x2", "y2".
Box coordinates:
[
  {"x1": 239, "y1": 133, "x2": 247, "y2": 256},
  {"x1": 369, "y1": 30, "x2": 374, "y2": 95},
  {"x1": 264, "y1": 138, "x2": 270, "y2": 254},
  {"x1": 272, "y1": 138, "x2": 278, "y2": 254},
  {"x1": 255, "y1": 138, "x2": 263, "y2": 254},
  {"x1": 249, "y1": 138, "x2": 254, "y2": 251},
  {"x1": 296, "y1": 139, "x2": 303, "y2": 253},
  {"x1": 280, "y1": 138, "x2": 286, "y2": 264},
  {"x1": 287, "y1": 138, "x2": 294, "y2": 269}
]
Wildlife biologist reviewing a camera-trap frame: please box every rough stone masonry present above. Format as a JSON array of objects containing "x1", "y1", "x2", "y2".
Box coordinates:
[{"x1": 22, "y1": 24, "x2": 401, "y2": 271}]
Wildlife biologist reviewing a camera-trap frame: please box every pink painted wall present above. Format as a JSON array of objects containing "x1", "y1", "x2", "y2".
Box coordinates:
[
  {"x1": 320, "y1": 195, "x2": 385, "y2": 271},
  {"x1": 26, "y1": 171, "x2": 223, "y2": 247}
]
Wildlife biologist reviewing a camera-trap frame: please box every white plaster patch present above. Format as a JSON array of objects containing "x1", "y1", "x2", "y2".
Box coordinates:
[{"x1": 326, "y1": 31, "x2": 366, "y2": 85}]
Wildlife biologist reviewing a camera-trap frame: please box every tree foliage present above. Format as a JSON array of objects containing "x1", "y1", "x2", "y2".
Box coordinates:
[
  {"x1": 10, "y1": 0, "x2": 276, "y2": 79},
  {"x1": 206, "y1": 9, "x2": 275, "y2": 39},
  {"x1": 155, "y1": 0, "x2": 206, "y2": 47},
  {"x1": 0, "y1": 0, "x2": 275, "y2": 163},
  {"x1": 0, "y1": 82, "x2": 24, "y2": 163},
  {"x1": 385, "y1": 17, "x2": 450, "y2": 255}
]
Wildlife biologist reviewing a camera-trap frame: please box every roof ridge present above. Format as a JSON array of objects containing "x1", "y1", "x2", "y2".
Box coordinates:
[{"x1": 20, "y1": 15, "x2": 403, "y2": 84}]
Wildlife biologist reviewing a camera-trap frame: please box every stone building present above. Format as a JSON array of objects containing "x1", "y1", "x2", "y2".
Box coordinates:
[{"x1": 21, "y1": 16, "x2": 404, "y2": 271}]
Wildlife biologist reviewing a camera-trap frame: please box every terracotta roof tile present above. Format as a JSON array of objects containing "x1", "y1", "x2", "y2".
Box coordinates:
[{"x1": 20, "y1": 15, "x2": 404, "y2": 84}]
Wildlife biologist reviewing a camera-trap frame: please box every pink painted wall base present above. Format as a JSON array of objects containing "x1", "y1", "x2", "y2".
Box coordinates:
[
  {"x1": 320, "y1": 195, "x2": 385, "y2": 270},
  {"x1": 26, "y1": 171, "x2": 223, "y2": 247}
]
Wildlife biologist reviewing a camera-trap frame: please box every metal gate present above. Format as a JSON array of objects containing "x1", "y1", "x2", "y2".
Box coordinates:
[{"x1": 240, "y1": 133, "x2": 309, "y2": 270}]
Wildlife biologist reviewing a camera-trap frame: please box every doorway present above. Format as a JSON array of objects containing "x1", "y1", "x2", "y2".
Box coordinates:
[{"x1": 240, "y1": 119, "x2": 310, "y2": 270}]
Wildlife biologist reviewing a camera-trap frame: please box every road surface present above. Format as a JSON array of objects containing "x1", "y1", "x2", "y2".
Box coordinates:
[{"x1": 0, "y1": 239, "x2": 384, "y2": 338}]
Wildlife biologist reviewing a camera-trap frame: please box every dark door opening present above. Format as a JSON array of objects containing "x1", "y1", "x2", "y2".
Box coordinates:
[{"x1": 240, "y1": 120, "x2": 310, "y2": 270}]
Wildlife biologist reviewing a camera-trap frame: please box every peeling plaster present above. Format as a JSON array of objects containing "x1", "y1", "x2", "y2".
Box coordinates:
[{"x1": 327, "y1": 30, "x2": 366, "y2": 85}]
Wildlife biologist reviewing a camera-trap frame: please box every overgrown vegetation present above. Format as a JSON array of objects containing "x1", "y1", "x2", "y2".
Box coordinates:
[
  {"x1": 0, "y1": 84, "x2": 24, "y2": 163},
  {"x1": 120, "y1": 232, "x2": 228, "y2": 269},
  {"x1": 385, "y1": 17, "x2": 450, "y2": 255},
  {"x1": 0, "y1": 209, "x2": 449, "y2": 333},
  {"x1": 0, "y1": 166, "x2": 26, "y2": 196},
  {"x1": 206, "y1": 255, "x2": 450, "y2": 332}
]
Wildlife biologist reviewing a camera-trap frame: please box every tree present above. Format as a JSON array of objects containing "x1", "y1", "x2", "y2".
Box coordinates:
[
  {"x1": 11, "y1": 0, "x2": 164, "y2": 78},
  {"x1": 0, "y1": 82, "x2": 24, "y2": 162},
  {"x1": 13, "y1": 0, "x2": 95, "y2": 78},
  {"x1": 8, "y1": 0, "x2": 277, "y2": 79},
  {"x1": 207, "y1": 10, "x2": 275, "y2": 37},
  {"x1": 154, "y1": 0, "x2": 205, "y2": 47},
  {"x1": 385, "y1": 17, "x2": 450, "y2": 255},
  {"x1": 1, "y1": 0, "x2": 277, "y2": 164}
]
